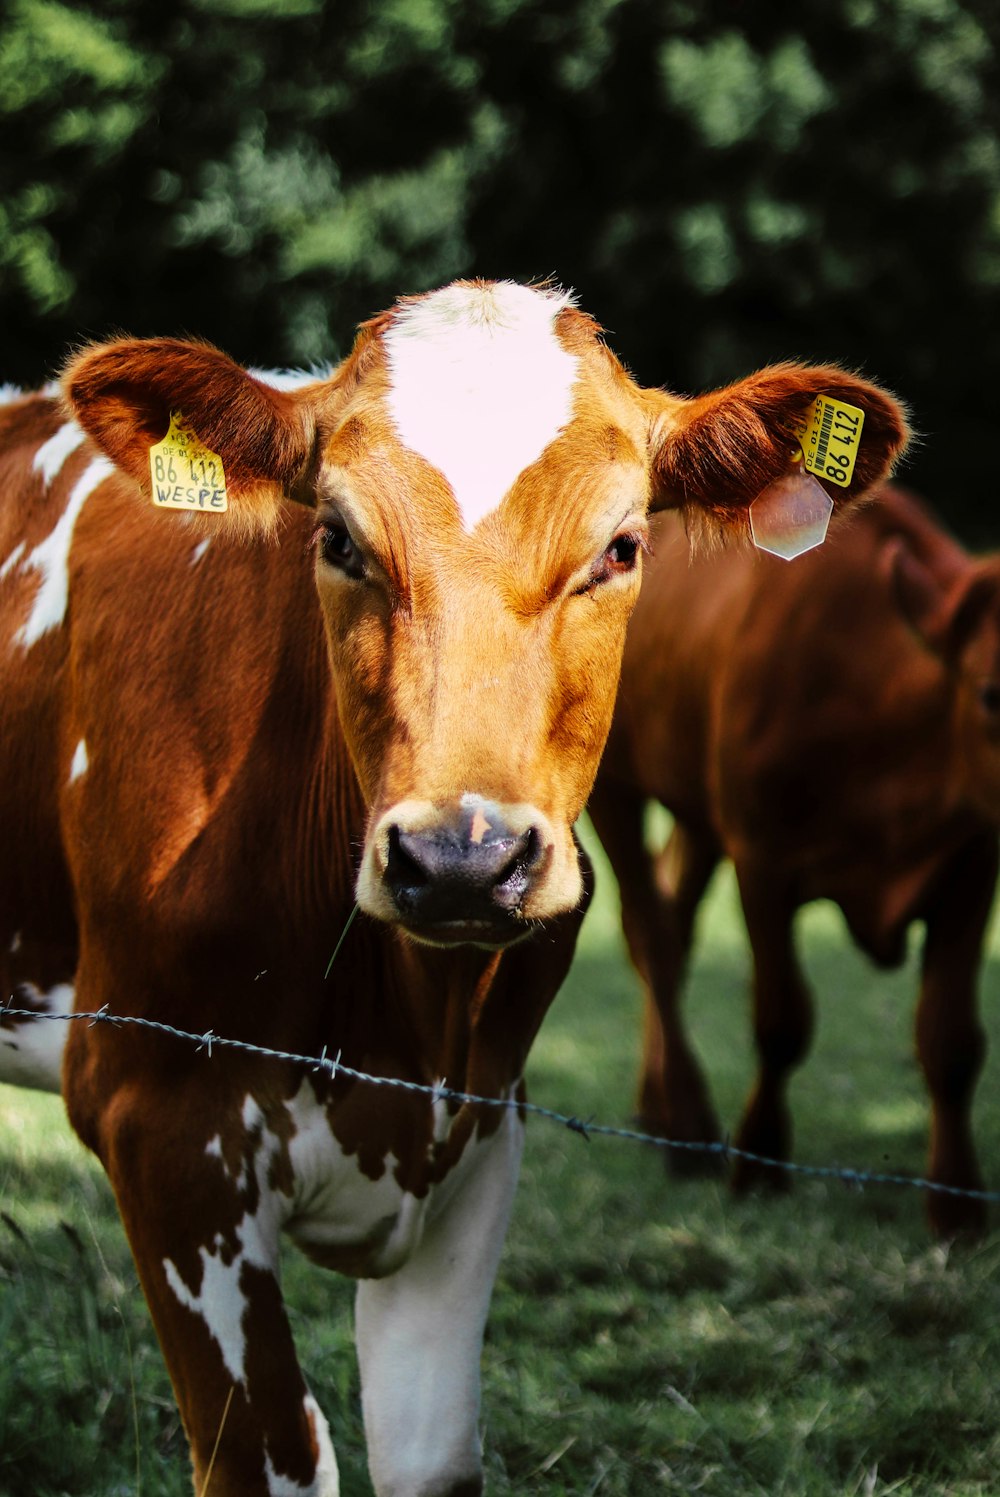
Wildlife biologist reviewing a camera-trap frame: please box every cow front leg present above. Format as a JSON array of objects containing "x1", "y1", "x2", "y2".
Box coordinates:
[
  {"x1": 644, "y1": 819, "x2": 724, "y2": 1167},
  {"x1": 732, "y1": 862, "x2": 813, "y2": 1192},
  {"x1": 94, "y1": 1082, "x2": 340, "y2": 1497},
  {"x1": 917, "y1": 834, "x2": 996, "y2": 1238},
  {"x1": 355, "y1": 1105, "x2": 524, "y2": 1497},
  {"x1": 588, "y1": 781, "x2": 721, "y2": 1168}
]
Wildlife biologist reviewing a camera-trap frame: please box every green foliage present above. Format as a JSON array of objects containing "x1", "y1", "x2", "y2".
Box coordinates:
[{"x1": 3, "y1": 1, "x2": 1000, "y2": 525}]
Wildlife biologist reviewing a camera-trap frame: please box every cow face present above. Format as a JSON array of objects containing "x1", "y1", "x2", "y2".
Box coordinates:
[
  {"x1": 65, "y1": 279, "x2": 908, "y2": 949},
  {"x1": 310, "y1": 286, "x2": 655, "y2": 944}
]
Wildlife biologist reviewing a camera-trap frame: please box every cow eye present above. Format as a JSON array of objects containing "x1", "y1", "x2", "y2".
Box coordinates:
[
  {"x1": 588, "y1": 530, "x2": 644, "y2": 587},
  {"x1": 318, "y1": 521, "x2": 365, "y2": 580},
  {"x1": 606, "y1": 533, "x2": 641, "y2": 572}
]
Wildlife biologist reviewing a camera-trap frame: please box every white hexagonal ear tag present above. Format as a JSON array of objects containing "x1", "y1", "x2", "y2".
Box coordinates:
[{"x1": 749, "y1": 467, "x2": 834, "y2": 560}]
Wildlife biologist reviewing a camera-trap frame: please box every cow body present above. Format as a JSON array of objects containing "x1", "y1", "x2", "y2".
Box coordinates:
[
  {"x1": 0, "y1": 281, "x2": 906, "y2": 1493},
  {"x1": 593, "y1": 486, "x2": 997, "y2": 1237}
]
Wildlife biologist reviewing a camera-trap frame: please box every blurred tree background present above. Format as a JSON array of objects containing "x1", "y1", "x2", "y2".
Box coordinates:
[{"x1": 3, "y1": 0, "x2": 999, "y2": 534}]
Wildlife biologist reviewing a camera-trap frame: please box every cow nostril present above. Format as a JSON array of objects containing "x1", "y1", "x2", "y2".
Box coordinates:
[
  {"x1": 491, "y1": 827, "x2": 541, "y2": 911},
  {"x1": 384, "y1": 824, "x2": 430, "y2": 911}
]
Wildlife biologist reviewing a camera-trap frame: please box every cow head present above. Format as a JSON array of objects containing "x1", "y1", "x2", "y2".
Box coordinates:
[
  {"x1": 65, "y1": 280, "x2": 908, "y2": 948},
  {"x1": 885, "y1": 528, "x2": 1000, "y2": 818}
]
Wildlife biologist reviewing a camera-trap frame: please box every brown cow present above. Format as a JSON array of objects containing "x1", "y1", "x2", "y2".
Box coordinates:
[
  {"x1": 0, "y1": 279, "x2": 906, "y2": 1495},
  {"x1": 591, "y1": 485, "x2": 996, "y2": 1238}
]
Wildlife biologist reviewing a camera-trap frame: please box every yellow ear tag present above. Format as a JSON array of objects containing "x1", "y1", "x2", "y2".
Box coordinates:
[
  {"x1": 750, "y1": 463, "x2": 833, "y2": 560},
  {"x1": 149, "y1": 412, "x2": 228, "y2": 513},
  {"x1": 790, "y1": 395, "x2": 865, "y2": 488}
]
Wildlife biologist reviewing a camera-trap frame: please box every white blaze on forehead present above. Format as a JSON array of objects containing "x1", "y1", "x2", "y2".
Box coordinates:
[
  {"x1": 383, "y1": 282, "x2": 580, "y2": 530},
  {"x1": 16, "y1": 457, "x2": 113, "y2": 648},
  {"x1": 33, "y1": 421, "x2": 85, "y2": 487}
]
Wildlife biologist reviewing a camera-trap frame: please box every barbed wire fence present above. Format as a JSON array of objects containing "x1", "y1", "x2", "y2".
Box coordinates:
[{"x1": 3, "y1": 998, "x2": 999, "y2": 1209}]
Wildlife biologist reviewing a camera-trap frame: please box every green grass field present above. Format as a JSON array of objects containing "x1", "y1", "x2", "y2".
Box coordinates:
[{"x1": 4, "y1": 823, "x2": 1000, "y2": 1496}]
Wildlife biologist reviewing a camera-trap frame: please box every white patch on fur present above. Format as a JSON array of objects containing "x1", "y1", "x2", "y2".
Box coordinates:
[
  {"x1": 164, "y1": 1232, "x2": 259, "y2": 1385},
  {"x1": 429, "y1": 1085, "x2": 453, "y2": 1152},
  {"x1": 191, "y1": 538, "x2": 211, "y2": 565},
  {"x1": 16, "y1": 457, "x2": 113, "y2": 648},
  {"x1": 264, "y1": 1396, "x2": 339, "y2": 1497},
  {"x1": 69, "y1": 739, "x2": 89, "y2": 783},
  {"x1": 0, "y1": 384, "x2": 24, "y2": 405},
  {"x1": 281, "y1": 1083, "x2": 428, "y2": 1276},
  {"x1": 164, "y1": 1095, "x2": 283, "y2": 1384},
  {"x1": 384, "y1": 282, "x2": 579, "y2": 529},
  {"x1": 0, "y1": 541, "x2": 26, "y2": 581},
  {"x1": 0, "y1": 981, "x2": 73, "y2": 1092},
  {"x1": 356, "y1": 1101, "x2": 524, "y2": 1497},
  {"x1": 33, "y1": 422, "x2": 85, "y2": 487}
]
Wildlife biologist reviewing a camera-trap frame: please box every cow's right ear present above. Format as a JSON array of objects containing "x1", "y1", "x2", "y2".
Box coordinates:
[
  {"x1": 62, "y1": 338, "x2": 336, "y2": 538},
  {"x1": 645, "y1": 362, "x2": 910, "y2": 545}
]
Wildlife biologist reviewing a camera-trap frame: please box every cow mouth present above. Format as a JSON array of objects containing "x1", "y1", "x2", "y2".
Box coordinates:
[{"x1": 396, "y1": 915, "x2": 536, "y2": 951}]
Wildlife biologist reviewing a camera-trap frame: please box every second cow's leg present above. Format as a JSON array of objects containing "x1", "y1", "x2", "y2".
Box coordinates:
[
  {"x1": 732, "y1": 860, "x2": 813, "y2": 1191},
  {"x1": 916, "y1": 834, "x2": 996, "y2": 1238},
  {"x1": 588, "y1": 780, "x2": 721, "y2": 1167}
]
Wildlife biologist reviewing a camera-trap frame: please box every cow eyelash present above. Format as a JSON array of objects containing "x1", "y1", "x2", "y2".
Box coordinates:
[
  {"x1": 576, "y1": 529, "x2": 647, "y2": 594},
  {"x1": 314, "y1": 519, "x2": 366, "y2": 581}
]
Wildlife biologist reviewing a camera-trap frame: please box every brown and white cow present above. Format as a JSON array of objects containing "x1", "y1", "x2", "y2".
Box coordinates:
[
  {"x1": 0, "y1": 280, "x2": 906, "y2": 1494},
  {"x1": 592, "y1": 485, "x2": 997, "y2": 1239}
]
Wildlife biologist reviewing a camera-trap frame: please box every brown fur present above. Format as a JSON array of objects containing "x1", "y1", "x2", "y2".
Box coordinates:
[{"x1": 592, "y1": 485, "x2": 998, "y2": 1238}]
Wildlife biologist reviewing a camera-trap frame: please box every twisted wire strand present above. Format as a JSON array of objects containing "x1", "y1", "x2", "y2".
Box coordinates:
[{"x1": 4, "y1": 999, "x2": 998, "y2": 1205}]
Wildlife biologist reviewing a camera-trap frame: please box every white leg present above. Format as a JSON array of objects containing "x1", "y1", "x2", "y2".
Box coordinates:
[{"x1": 355, "y1": 1107, "x2": 524, "y2": 1497}]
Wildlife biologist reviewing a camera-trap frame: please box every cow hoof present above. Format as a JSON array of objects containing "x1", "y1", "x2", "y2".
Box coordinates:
[
  {"x1": 731, "y1": 1157, "x2": 792, "y2": 1196},
  {"x1": 927, "y1": 1194, "x2": 988, "y2": 1241}
]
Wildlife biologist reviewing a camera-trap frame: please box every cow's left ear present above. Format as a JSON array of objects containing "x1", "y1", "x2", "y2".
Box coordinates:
[
  {"x1": 63, "y1": 337, "x2": 338, "y2": 538},
  {"x1": 645, "y1": 363, "x2": 910, "y2": 541}
]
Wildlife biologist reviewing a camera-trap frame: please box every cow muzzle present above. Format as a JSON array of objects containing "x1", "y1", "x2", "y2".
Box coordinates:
[{"x1": 356, "y1": 796, "x2": 577, "y2": 947}]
